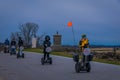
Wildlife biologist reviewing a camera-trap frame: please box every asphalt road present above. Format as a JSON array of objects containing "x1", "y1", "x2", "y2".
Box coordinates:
[{"x1": 0, "y1": 52, "x2": 120, "y2": 80}]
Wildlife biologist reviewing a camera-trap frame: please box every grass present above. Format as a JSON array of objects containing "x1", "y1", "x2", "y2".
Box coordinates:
[
  {"x1": 24, "y1": 48, "x2": 73, "y2": 58},
  {"x1": 24, "y1": 48, "x2": 120, "y2": 65},
  {"x1": 51, "y1": 52, "x2": 73, "y2": 58},
  {"x1": 93, "y1": 58, "x2": 120, "y2": 65},
  {"x1": 24, "y1": 48, "x2": 43, "y2": 53}
]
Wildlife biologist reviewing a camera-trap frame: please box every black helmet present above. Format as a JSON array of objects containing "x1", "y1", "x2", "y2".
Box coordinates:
[
  {"x1": 82, "y1": 34, "x2": 86, "y2": 38},
  {"x1": 19, "y1": 37, "x2": 21, "y2": 39},
  {"x1": 45, "y1": 35, "x2": 50, "y2": 41}
]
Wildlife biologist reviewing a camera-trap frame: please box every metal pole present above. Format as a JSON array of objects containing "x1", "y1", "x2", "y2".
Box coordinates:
[{"x1": 71, "y1": 25, "x2": 76, "y2": 45}]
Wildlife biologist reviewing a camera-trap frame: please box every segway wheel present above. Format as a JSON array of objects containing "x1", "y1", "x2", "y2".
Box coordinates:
[
  {"x1": 10, "y1": 52, "x2": 12, "y2": 55},
  {"x1": 17, "y1": 54, "x2": 19, "y2": 59},
  {"x1": 4, "y1": 51, "x2": 6, "y2": 53},
  {"x1": 41, "y1": 58, "x2": 44, "y2": 65},
  {"x1": 14, "y1": 52, "x2": 16, "y2": 55},
  {"x1": 4, "y1": 48, "x2": 6, "y2": 53},
  {"x1": 49, "y1": 58, "x2": 52, "y2": 64},
  {"x1": 75, "y1": 62, "x2": 80, "y2": 73},
  {"x1": 22, "y1": 53, "x2": 24, "y2": 58},
  {"x1": 86, "y1": 63, "x2": 91, "y2": 72}
]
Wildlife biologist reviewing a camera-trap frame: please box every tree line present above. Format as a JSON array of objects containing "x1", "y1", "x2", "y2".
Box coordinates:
[{"x1": 11, "y1": 22, "x2": 44, "y2": 48}]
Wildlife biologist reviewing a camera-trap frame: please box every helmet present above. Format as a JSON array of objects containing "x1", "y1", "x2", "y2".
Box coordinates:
[
  {"x1": 82, "y1": 34, "x2": 86, "y2": 38},
  {"x1": 19, "y1": 37, "x2": 21, "y2": 40},
  {"x1": 45, "y1": 35, "x2": 50, "y2": 41}
]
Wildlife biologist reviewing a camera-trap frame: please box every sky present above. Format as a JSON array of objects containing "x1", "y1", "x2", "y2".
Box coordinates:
[{"x1": 0, "y1": 0, "x2": 120, "y2": 45}]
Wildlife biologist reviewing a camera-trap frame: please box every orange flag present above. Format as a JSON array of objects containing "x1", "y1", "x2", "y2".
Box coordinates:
[{"x1": 68, "y1": 21, "x2": 72, "y2": 27}]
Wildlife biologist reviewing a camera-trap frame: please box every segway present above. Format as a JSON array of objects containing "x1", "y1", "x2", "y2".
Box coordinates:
[
  {"x1": 73, "y1": 53, "x2": 80, "y2": 73},
  {"x1": 4, "y1": 45, "x2": 9, "y2": 53},
  {"x1": 41, "y1": 57, "x2": 52, "y2": 65},
  {"x1": 17, "y1": 46, "x2": 24, "y2": 59},
  {"x1": 73, "y1": 48, "x2": 93, "y2": 73},
  {"x1": 10, "y1": 46, "x2": 16, "y2": 55},
  {"x1": 41, "y1": 47, "x2": 52, "y2": 65}
]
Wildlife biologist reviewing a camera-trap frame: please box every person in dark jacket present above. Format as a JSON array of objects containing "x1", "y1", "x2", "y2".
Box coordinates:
[
  {"x1": 11, "y1": 38, "x2": 16, "y2": 46},
  {"x1": 18, "y1": 37, "x2": 23, "y2": 47},
  {"x1": 18, "y1": 37, "x2": 24, "y2": 54},
  {"x1": 43, "y1": 35, "x2": 51, "y2": 60}
]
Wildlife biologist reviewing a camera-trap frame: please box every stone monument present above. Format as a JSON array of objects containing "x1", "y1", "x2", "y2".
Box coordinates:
[
  {"x1": 53, "y1": 31, "x2": 62, "y2": 51},
  {"x1": 32, "y1": 35, "x2": 37, "y2": 48}
]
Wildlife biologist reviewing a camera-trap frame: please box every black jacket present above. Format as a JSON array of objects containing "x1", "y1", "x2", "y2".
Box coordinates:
[
  {"x1": 11, "y1": 40, "x2": 16, "y2": 46},
  {"x1": 43, "y1": 40, "x2": 51, "y2": 53},
  {"x1": 18, "y1": 39, "x2": 23, "y2": 47}
]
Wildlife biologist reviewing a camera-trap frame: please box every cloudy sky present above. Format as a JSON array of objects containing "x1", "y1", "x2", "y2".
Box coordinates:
[{"x1": 0, "y1": 0, "x2": 120, "y2": 45}]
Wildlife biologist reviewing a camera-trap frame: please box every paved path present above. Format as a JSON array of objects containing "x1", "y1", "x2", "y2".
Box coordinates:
[{"x1": 0, "y1": 52, "x2": 120, "y2": 80}]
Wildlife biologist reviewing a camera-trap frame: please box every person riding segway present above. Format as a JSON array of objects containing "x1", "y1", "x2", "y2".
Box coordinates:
[
  {"x1": 41, "y1": 35, "x2": 52, "y2": 65},
  {"x1": 4, "y1": 39, "x2": 10, "y2": 53},
  {"x1": 74, "y1": 34, "x2": 93, "y2": 73},
  {"x1": 79, "y1": 34, "x2": 89, "y2": 63},
  {"x1": 17, "y1": 37, "x2": 24, "y2": 58},
  {"x1": 10, "y1": 38, "x2": 16, "y2": 55}
]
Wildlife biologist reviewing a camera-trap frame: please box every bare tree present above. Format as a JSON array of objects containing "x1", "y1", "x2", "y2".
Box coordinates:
[
  {"x1": 19, "y1": 22, "x2": 39, "y2": 47},
  {"x1": 36, "y1": 33, "x2": 46, "y2": 47},
  {"x1": 10, "y1": 32, "x2": 20, "y2": 42}
]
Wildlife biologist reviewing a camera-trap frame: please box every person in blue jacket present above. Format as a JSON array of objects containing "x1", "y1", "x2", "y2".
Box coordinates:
[
  {"x1": 4, "y1": 38, "x2": 10, "y2": 46},
  {"x1": 4, "y1": 38, "x2": 10, "y2": 53}
]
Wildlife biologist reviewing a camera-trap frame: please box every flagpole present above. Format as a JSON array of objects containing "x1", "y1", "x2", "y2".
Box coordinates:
[
  {"x1": 71, "y1": 25, "x2": 76, "y2": 46},
  {"x1": 68, "y1": 21, "x2": 77, "y2": 52},
  {"x1": 68, "y1": 21, "x2": 76, "y2": 46},
  {"x1": 71, "y1": 22, "x2": 77, "y2": 53}
]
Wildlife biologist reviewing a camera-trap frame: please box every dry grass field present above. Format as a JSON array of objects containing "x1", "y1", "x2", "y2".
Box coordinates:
[{"x1": 91, "y1": 47, "x2": 120, "y2": 54}]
